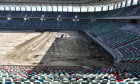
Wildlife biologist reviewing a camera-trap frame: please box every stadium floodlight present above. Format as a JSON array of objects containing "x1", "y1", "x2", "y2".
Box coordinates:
[
  {"x1": 7, "y1": 14, "x2": 11, "y2": 20},
  {"x1": 24, "y1": 18, "x2": 29, "y2": 20},
  {"x1": 75, "y1": 15, "x2": 78, "y2": 18},
  {"x1": 57, "y1": 18, "x2": 59, "y2": 21},
  {"x1": 72, "y1": 19, "x2": 76, "y2": 21},
  {"x1": 91, "y1": 19, "x2": 96, "y2": 21},
  {"x1": 25, "y1": 14, "x2": 27, "y2": 18},
  {"x1": 58, "y1": 15, "x2": 61, "y2": 18},
  {"x1": 41, "y1": 15, "x2": 44, "y2": 17},
  {"x1": 40, "y1": 18, "x2": 44, "y2": 21},
  {"x1": 77, "y1": 19, "x2": 79, "y2": 21},
  {"x1": 93, "y1": 19, "x2": 96, "y2": 21},
  {"x1": 7, "y1": 17, "x2": 11, "y2": 20},
  {"x1": 24, "y1": 18, "x2": 27, "y2": 20}
]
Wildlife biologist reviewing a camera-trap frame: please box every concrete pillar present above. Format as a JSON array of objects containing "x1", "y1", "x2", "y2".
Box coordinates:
[
  {"x1": 125, "y1": 0, "x2": 128, "y2": 7},
  {"x1": 137, "y1": 0, "x2": 140, "y2": 4},
  {"x1": 67, "y1": 5, "x2": 68, "y2": 12},
  {"x1": 72, "y1": 5, "x2": 73, "y2": 12},
  {"x1": 94, "y1": 7, "x2": 96, "y2": 12},
  {"x1": 131, "y1": 0, "x2": 133, "y2": 5},
  {"x1": 20, "y1": 6, "x2": 21, "y2": 11},
  {"x1": 46, "y1": 6, "x2": 47, "y2": 12},
  {"x1": 120, "y1": 2, "x2": 123, "y2": 8},
  {"x1": 4, "y1": 6, "x2": 6, "y2": 11},
  {"x1": 57, "y1": 5, "x2": 58, "y2": 12},
  {"x1": 113, "y1": 4, "x2": 115, "y2": 10},
  {"x1": 36, "y1": 7, "x2": 37, "y2": 11},
  {"x1": 101, "y1": 6, "x2": 103, "y2": 11},
  {"x1": 41, "y1": 6, "x2": 43, "y2": 11},
  {"x1": 9, "y1": 6, "x2": 12, "y2": 11},
  {"x1": 15, "y1": 6, "x2": 16, "y2": 11},
  {"x1": 31, "y1": 6, "x2": 32, "y2": 11},
  {"x1": 51, "y1": 6, "x2": 53, "y2": 12},
  {"x1": 108, "y1": 5, "x2": 110, "y2": 10},
  {"x1": 117, "y1": 3, "x2": 118, "y2": 8},
  {"x1": 25, "y1": 7, "x2": 27, "y2": 11},
  {"x1": 87, "y1": 7, "x2": 88, "y2": 12},
  {"x1": 62, "y1": 4, "x2": 63, "y2": 12}
]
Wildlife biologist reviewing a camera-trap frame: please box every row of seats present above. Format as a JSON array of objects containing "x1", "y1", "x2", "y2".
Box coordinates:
[
  {"x1": 0, "y1": 5, "x2": 140, "y2": 19},
  {"x1": 114, "y1": 24, "x2": 140, "y2": 62},
  {"x1": 41, "y1": 20, "x2": 58, "y2": 28},
  {"x1": 23, "y1": 20, "x2": 41, "y2": 28},
  {"x1": 59, "y1": 20, "x2": 75, "y2": 28},
  {"x1": 116, "y1": 40, "x2": 140, "y2": 59},
  {"x1": 4, "y1": 19, "x2": 24, "y2": 28},
  {"x1": 120, "y1": 23, "x2": 140, "y2": 36},
  {"x1": 0, "y1": 66, "x2": 139, "y2": 84},
  {"x1": 0, "y1": 20, "x2": 8, "y2": 26},
  {"x1": 0, "y1": 19, "x2": 89, "y2": 29},
  {"x1": 85, "y1": 21, "x2": 139, "y2": 48},
  {"x1": 76, "y1": 21, "x2": 89, "y2": 29},
  {"x1": 86, "y1": 21, "x2": 126, "y2": 36},
  {"x1": 120, "y1": 57, "x2": 140, "y2": 63},
  {"x1": 0, "y1": 11, "x2": 91, "y2": 19},
  {"x1": 84, "y1": 21, "x2": 140, "y2": 62},
  {"x1": 98, "y1": 29, "x2": 138, "y2": 48}
]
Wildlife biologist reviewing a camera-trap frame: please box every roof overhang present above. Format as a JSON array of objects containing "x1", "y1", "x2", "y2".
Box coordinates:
[{"x1": 0, "y1": 0, "x2": 125, "y2": 6}]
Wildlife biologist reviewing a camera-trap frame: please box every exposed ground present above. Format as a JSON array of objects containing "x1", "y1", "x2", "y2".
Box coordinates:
[{"x1": 0, "y1": 30, "x2": 112, "y2": 67}]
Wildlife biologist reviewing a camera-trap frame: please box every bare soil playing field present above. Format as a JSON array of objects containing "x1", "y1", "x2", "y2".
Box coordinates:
[{"x1": 0, "y1": 30, "x2": 112, "y2": 67}]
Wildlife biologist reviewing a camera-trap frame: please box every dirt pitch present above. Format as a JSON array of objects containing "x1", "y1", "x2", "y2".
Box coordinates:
[{"x1": 0, "y1": 30, "x2": 112, "y2": 67}]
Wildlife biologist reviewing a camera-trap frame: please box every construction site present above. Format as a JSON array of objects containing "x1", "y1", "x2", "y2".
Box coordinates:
[{"x1": 0, "y1": 30, "x2": 112, "y2": 66}]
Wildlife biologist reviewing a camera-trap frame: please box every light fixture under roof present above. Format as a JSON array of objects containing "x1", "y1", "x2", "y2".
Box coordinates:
[
  {"x1": 24, "y1": 18, "x2": 27, "y2": 20},
  {"x1": 75, "y1": 15, "x2": 78, "y2": 18},
  {"x1": 40, "y1": 18, "x2": 44, "y2": 20},
  {"x1": 7, "y1": 17, "x2": 11, "y2": 20},
  {"x1": 58, "y1": 15, "x2": 61, "y2": 18}
]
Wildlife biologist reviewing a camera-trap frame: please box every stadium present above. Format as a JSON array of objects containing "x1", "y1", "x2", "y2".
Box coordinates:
[{"x1": 0, "y1": 0, "x2": 140, "y2": 83}]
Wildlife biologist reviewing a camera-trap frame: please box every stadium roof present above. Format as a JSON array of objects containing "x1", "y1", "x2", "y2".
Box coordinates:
[{"x1": 0, "y1": 0, "x2": 124, "y2": 6}]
